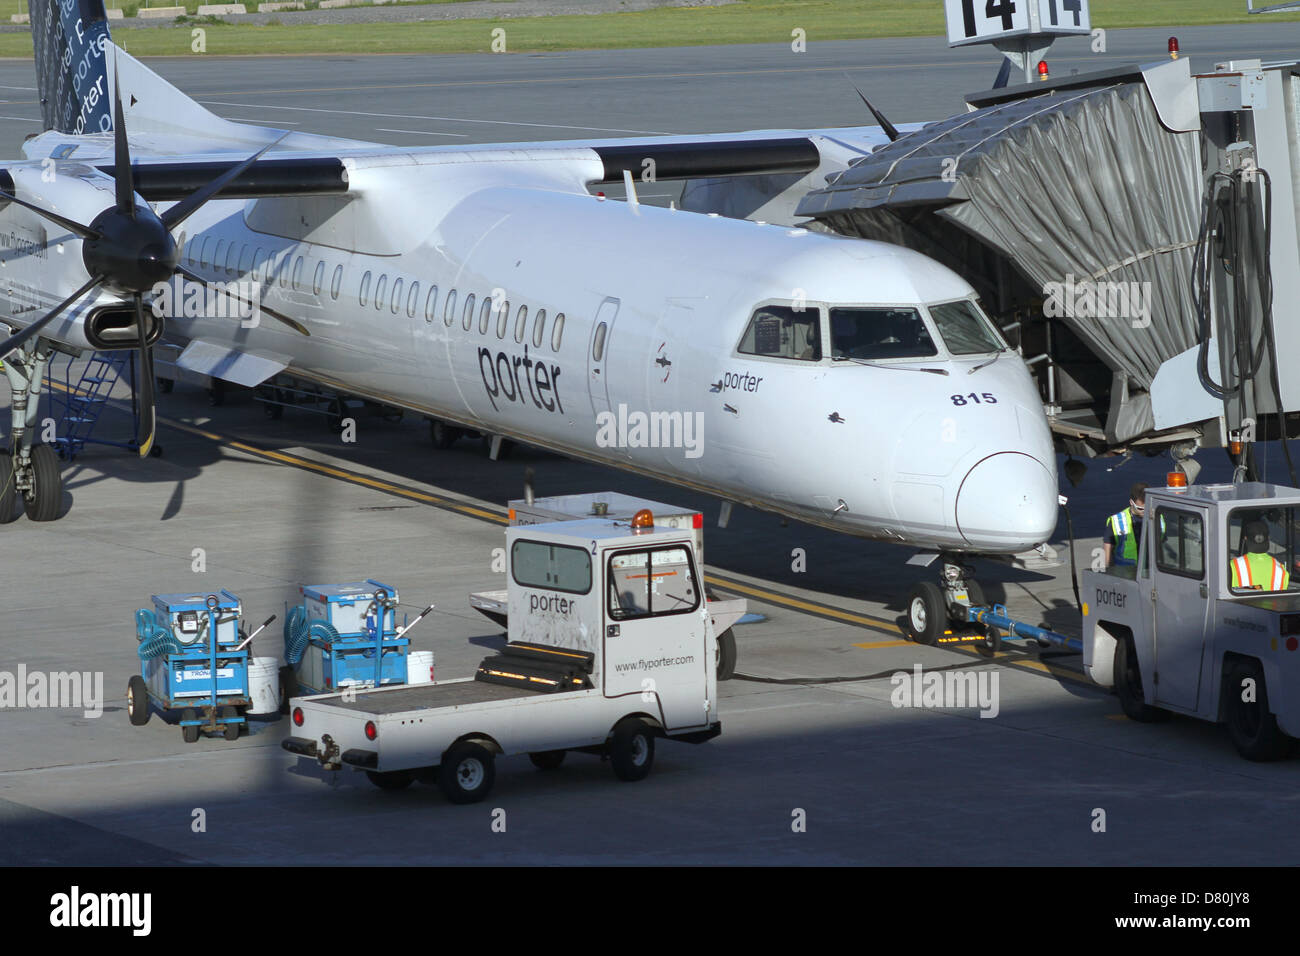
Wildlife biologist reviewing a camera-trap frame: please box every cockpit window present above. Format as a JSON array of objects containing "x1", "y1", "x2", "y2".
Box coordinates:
[
  {"x1": 738, "y1": 305, "x2": 821, "y2": 362},
  {"x1": 928, "y1": 299, "x2": 1003, "y2": 355},
  {"x1": 829, "y1": 307, "x2": 937, "y2": 361}
]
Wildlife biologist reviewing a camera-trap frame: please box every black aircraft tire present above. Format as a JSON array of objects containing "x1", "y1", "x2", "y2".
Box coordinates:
[
  {"x1": 0, "y1": 450, "x2": 17, "y2": 524},
  {"x1": 906, "y1": 582, "x2": 946, "y2": 645},
  {"x1": 23, "y1": 444, "x2": 62, "y2": 522}
]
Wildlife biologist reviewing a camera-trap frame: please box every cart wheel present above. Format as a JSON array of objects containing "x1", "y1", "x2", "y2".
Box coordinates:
[
  {"x1": 437, "y1": 742, "x2": 496, "y2": 804},
  {"x1": 127, "y1": 675, "x2": 150, "y2": 726},
  {"x1": 208, "y1": 383, "x2": 225, "y2": 407},
  {"x1": 181, "y1": 708, "x2": 200, "y2": 743},
  {"x1": 1225, "y1": 660, "x2": 1290, "y2": 761},
  {"x1": 279, "y1": 665, "x2": 299, "y2": 715},
  {"x1": 220, "y1": 706, "x2": 240, "y2": 741},
  {"x1": 157, "y1": 377, "x2": 174, "y2": 394},
  {"x1": 149, "y1": 444, "x2": 163, "y2": 459},
  {"x1": 716, "y1": 627, "x2": 737, "y2": 681},
  {"x1": 366, "y1": 769, "x2": 414, "y2": 790},
  {"x1": 1113, "y1": 636, "x2": 1169, "y2": 724},
  {"x1": 981, "y1": 625, "x2": 1002, "y2": 654},
  {"x1": 528, "y1": 750, "x2": 566, "y2": 771},
  {"x1": 609, "y1": 718, "x2": 655, "y2": 782},
  {"x1": 906, "y1": 582, "x2": 946, "y2": 645}
]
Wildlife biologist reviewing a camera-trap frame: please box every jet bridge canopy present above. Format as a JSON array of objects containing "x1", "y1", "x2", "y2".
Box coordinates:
[{"x1": 797, "y1": 62, "x2": 1207, "y2": 445}]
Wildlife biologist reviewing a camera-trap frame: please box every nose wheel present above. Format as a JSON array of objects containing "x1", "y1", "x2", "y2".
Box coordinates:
[
  {"x1": 904, "y1": 556, "x2": 986, "y2": 646},
  {"x1": 906, "y1": 582, "x2": 946, "y2": 645}
]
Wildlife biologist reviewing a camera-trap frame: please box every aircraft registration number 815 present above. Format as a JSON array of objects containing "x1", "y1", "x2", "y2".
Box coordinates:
[{"x1": 951, "y1": 393, "x2": 998, "y2": 406}]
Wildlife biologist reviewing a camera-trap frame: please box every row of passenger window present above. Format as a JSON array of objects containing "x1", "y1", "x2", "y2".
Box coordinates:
[
  {"x1": 187, "y1": 236, "x2": 346, "y2": 300},
  {"x1": 184, "y1": 236, "x2": 567, "y2": 354},
  {"x1": 357, "y1": 269, "x2": 565, "y2": 354}
]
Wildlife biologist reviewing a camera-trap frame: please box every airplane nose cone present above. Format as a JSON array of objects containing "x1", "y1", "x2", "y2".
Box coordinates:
[{"x1": 955, "y1": 452, "x2": 1058, "y2": 551}]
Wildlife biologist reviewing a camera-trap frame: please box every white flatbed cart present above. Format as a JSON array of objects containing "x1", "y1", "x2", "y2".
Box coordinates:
[{"x1": 283, "y1": 511, "x2": 722, "y2": 802}]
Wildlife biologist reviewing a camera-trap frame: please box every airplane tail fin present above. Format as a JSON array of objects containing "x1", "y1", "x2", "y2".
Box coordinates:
[{"x1": 29, "y1": 0, "x2": 114, "y2": 134}]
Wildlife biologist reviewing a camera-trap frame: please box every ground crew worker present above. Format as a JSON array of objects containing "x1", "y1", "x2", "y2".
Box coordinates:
[
  {"x1": 1230, "y1": 520, "x2": 1290, "y2": 590},
  {"x1": 1104, "y1": 482, "x2": 1147, "y2": 568}
]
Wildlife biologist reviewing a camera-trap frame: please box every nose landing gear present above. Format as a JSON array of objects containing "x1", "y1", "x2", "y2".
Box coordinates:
[{"x1": 905, "y1": 555, "x2": 984, "y2": 646}]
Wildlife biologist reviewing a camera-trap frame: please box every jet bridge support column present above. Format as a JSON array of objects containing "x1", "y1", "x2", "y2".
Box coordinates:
[{"x1": 1194, "y1": 60, "x2": 1300, "y2": 483}]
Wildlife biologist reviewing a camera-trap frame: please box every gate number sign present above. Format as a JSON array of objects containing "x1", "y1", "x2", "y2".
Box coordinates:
[{"x1": 944, "y1": 0, "x2": 1091, "y2": 46}]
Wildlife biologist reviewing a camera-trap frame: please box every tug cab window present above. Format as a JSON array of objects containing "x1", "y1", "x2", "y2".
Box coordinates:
[
  {"x1": 1227, "y1": 507, "x2": 1298, "y2": 593},
  {"x1": 830, "y1": 307, "x2": 937, "y2": 360},
  {"x1": 1154, "y1": 508, "x2": 1203, "y2": 579},
  {"x1": 928, "y1": 299, "x2": 1004, "y2": 355},
  {"x1": 738, "y1": 305, "x2": 821, "y2": 361},
  {"x1": 511, "y1": 540, "x2": 592, "y2": 595},
  {"x1": 606, "y1": 546, "x2": 700, "y2": 620}
]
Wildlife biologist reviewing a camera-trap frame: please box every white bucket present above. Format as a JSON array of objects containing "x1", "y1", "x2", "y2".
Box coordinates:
[
  {"x1": 247, "y1": 657, "x2": 280, "y2": 715},
  {"x1": 406, "y1": 650, "x2": 435, "y2": 685}
]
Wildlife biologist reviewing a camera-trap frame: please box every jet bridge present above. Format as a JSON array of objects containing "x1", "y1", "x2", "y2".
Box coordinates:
[{"x1": 793, "y1": 55, "x2": 1300, "y2": 474}]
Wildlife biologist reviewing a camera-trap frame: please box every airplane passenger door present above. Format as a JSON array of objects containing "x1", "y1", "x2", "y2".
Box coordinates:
[{"x1": 588, "y1": 296, "x2": 620, "y2": 417}]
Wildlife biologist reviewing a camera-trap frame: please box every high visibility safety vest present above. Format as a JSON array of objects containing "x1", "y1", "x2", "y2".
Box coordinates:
[
  {"x1": 1231, "y1": 552, "x2": 1290, "y2": 591},
  {"x1": 1107, "y1": 507, "x2": 1140, "y2": 565}
]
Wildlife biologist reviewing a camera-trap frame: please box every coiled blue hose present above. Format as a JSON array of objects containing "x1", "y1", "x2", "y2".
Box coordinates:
[
  {"x1": 136, "y1": 608, "x2": 182, "y2": 660},
  {"x1": 283, "y1": 606, "x2": 340, "y2": 665}
]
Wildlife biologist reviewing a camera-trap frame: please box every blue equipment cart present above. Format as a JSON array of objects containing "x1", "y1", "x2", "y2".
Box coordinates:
[
  {"x1": 280, "y1": 580, "x2": 410, "y2": 701},
  {"x1": 127, "y1": 591, "x2": 272, "y2": 742}
]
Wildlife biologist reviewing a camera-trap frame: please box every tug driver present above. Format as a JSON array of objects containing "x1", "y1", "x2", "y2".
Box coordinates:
[{"x1": 1230, "y1": 520, "x2": 1290, "y2": 591}]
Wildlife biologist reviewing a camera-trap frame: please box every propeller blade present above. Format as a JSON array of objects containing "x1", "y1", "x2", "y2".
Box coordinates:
[
  {"x1": 0, "y1": 275, "x2": 102, "y2": 361},
  {"x1": 133, "y1": 292, "x2": 156, "y2": 458},
  {"x1": 174, "y1": 265, "x2": 310, "y2": 336},
  {"x1": 161, "y1": 133, "x2": 289, "y2": 232},
  {"x1": 845, "y1": 76, "x2": 900, "y2": 143},
  {"x1": 993, "y1": 57, "x2": 1013, "y2": 90},
  {"x1": 112, "y1": 54, "x2": 136, "y2": 218},
  {"x1": 0, "y1": 191, "x2": 100, "y2": 241}
]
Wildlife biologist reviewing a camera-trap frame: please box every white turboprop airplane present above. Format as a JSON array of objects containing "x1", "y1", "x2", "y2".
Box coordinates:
[{"x1": 0, "y1": 0, "x2": 1058, "y2": 641}]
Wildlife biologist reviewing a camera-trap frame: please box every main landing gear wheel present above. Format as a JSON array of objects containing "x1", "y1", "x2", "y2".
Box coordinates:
[
  {"x1": 1113, "y1": 636, "x2": 1169, "y2": 724},
  {"x1": 438, "y1": 742, "x2": 496, "y2": 804},
  {"x1": 127, "y1": 675, "x2": 150, "y2": 726},
  {"x1": 23, "y1": 443, "x2": 62, "y2": 522},
  {"x1": 429, "y1": 419, "x2": 462, "y2": 449},
  {"x1": 1225, "y1": 660, "x2": 1290, "y2": 761},
  {"x1": 906, "y1": 582, "x2": 946, "y2": 646},
  {"x1": 0, "y1": 450, "x2": 17, "y2": 524}
]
